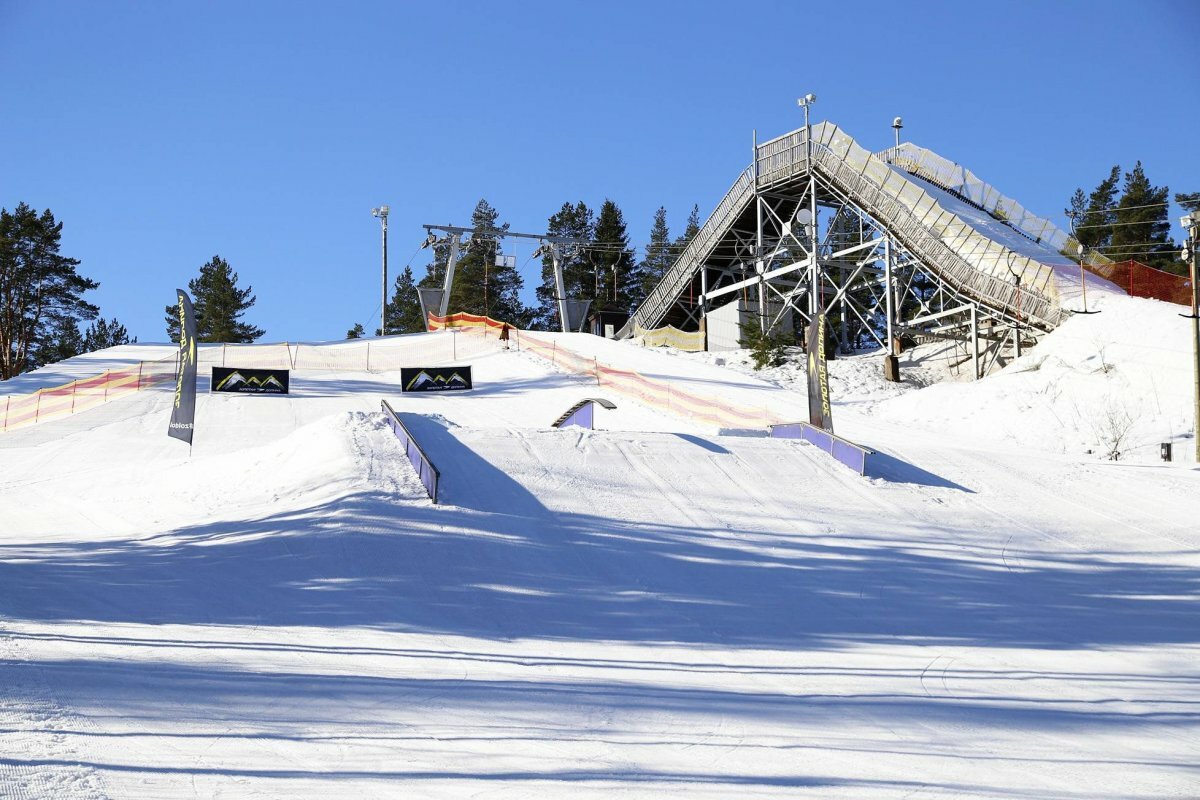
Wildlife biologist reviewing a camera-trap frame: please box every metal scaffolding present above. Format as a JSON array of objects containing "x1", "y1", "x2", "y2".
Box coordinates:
[{"x1": 622, "y1": 121, "x2": 1071, "y2": 380}]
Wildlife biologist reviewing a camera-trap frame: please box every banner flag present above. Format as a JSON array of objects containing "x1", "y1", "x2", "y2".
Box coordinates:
[
  {"x1": 806, "y1": 312, "x2": 834, "y2": 433},
  {"x1": 168, "y1": 289, "x2": 198, "y2": 444}
]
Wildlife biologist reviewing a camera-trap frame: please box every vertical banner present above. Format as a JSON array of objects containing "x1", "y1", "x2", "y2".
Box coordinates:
[
  {"x1": 168, "y1": 289, "x2": 198, "y2": 444},
  {"x1": 806, "y1": 312, "x2": 834, "y2": 432}
]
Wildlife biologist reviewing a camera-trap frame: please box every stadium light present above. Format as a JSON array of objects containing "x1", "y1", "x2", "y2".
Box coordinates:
[
  {"x1": 372, "y1": 206, "x2": 389, "y2": 336},
  {"x1": 797, "y1": 93, "x2": 817, "y2": 164},
  {"x1": 892, "y1": 117, "x2": 903, "y2": 151}
]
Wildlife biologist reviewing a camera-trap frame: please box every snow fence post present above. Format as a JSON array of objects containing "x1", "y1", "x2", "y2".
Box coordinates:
[
  {"x1": 136, "y1": 362, "x2": 143, "y2": 391},
  {"x1": 594, "y1": 358, "x2": 600, "y2": 386},
  {"x1": 2, "y1": 396, "x2": 8, "y2": 431},
  {"x1": 366, "y1": 341, "x2": 371, "y2": 372}
]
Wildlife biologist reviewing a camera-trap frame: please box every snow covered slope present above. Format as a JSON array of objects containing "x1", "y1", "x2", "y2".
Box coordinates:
[{"x1": 1, "y1": 315, "x2": 1198, "y2": 798}]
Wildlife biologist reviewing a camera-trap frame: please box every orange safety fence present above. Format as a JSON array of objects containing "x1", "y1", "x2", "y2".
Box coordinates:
[
  {"x1": 1084, "y1": 260, "x2": 1193, "y2": 306},
  {"x1": 515, "y1": 329, "x2": 782, "y2": 430},
  {"x1": 427, "y1": 311, "x2": 509, "y2": 332},
  {"x1": 1, "y1": 355, "x2": 177, "y2": 433}
]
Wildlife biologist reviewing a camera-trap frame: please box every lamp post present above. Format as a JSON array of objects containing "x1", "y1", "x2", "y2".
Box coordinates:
[
  {"x1": 797, "y1": 93, "x2": 817, "y2": 164},
  {"x1": 796, "y1": 207, "x2": 817, "y2": 315},
  {"x1": 1181, "y1": 211, "x2": 1200, "y2": 462},
  {"x1": 372, "y1": 205, "x2": 389, "y2": 336},
  {"x1": 892, "y1": 116, "x2": 903, "y2": 155},
  {"x1": 797, "y1": 93, "x2": 819, "y2": 319}
]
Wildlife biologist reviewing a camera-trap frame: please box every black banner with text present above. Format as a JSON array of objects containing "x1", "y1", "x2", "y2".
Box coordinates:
[
  {"x1": 211, "y1": 367, "x2": 290, "y2": 394},
  {"x1": 400, "y1": 366, "x2": 473, "y2": 392}
]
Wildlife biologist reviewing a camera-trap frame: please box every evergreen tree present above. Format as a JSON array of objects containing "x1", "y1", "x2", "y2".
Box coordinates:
[
  {"x1": 0, "y1": 203, "x2": 98, "y2": 379},
  {"x1": 673, "y1": 204, "x2": 701, "y2": 256},
  {"x1": 31, "y1": 316, "x2": 85, "y2": 367},
  {"x1": 82, "y1": 317, "x2": 134, "y2": 352},
  {"x1": 164, "y1": 255, "x2": 265, "y2": 343},
  {"x1": 422, "y1": 200, "x2": 528, "y2": 325},
  {"x1": 533, "y1": 201, "x2": 594, "y2": 330},
  {"x1": 380, "y1": 265, "x2": 425, "y2": 334},
  {"x1": 1066, "y1": 166, "x2": 1120, "y2": 249},
  {"x1": 638, "y1": 206, "x2": 672, "y2": 308},
  {"x1": 590, "y1": 199, "x2": 638, "y2": 314},
  {"x1": 1176, "y1": 192, "x2": 1199, "y2": 214},
  {"x1": 1110, "y1": 162, "x2": 1174, "y2": 270},
  {"x1": 346, "y1": 323, "x2": 365, "y2": 339}
]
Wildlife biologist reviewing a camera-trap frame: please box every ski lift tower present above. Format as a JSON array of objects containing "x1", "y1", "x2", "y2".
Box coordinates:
[{"x1": 417, "y1": 224, "x2": 590, "y2": 332}]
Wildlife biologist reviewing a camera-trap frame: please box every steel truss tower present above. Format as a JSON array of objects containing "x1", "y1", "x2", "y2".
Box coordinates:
[{"x1": 623, "y1": 122, "x2": 1073, "y2": 380}]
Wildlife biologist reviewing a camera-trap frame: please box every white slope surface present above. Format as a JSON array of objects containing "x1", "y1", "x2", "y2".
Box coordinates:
[{"x1": 1, "y1": 311, "x2": 1198, "y2": 799}]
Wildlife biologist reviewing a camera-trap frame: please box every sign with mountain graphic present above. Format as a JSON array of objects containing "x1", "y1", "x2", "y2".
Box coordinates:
[
  {"x1": 400, "y1": 366, "x2": 473, "y2": 392},
  {"x1": 211, "y1": 367, "x2": 290, "y2": 394}
]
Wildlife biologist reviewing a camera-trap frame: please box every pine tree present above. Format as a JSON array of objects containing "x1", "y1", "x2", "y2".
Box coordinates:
[
  {"x1": 380, "y1": 265, "x2": 425, "y2": 334},
  {"x1": 590, "y1": 199, "x2": 638, "y2": 314},
  {"x1": 31, "y1": 316, "x2": 85, "y2": 367},
  {"x1": 164, "y1": 255, "x2": 265, "y2": 343},
  {"x1": 82, "y1": 317, "x2": 134, "y2": 352},
  {"x1": 346, "y1": 323, "x2": 365, "y2": 339},
  {"x1": 1110, "y1": 162, "x2": 1174, "y2": 270},
  {"x1": 1177, "y1": 192, "x2": 1199, "y2": 214},
  {"x1": 423, "y1": 200, "x2": 528, "y2": 325},
  {"x1": 673, "y1": 204, "x2": 701, "y2": 257},
  {"x1": 532, "y1": 201, "x2": 594, "y2": 330},
  {"x1": 1066, "y1": 166, "x2": 1120, "y2": 249},
  {"x1": 638, "y1": 206, "x2": 672, "y2": 308},
  {"x1": 0, "y1": 203, "x2": 98, "y2": 379}
]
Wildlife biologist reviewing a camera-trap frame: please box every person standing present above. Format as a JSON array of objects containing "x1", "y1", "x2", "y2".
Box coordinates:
[{"x1": 499, "y1": 322, "x2": 511, "y2": 350}]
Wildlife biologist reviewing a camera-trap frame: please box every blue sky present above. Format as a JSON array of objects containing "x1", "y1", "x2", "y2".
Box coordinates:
[{"x1": 2, "y1": 0, "x2": 1198, "y2": 343}]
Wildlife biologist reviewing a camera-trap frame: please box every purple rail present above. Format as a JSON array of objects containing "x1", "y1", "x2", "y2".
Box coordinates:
[
  {"x1": 381, "y1": 400, "x2": 441, "y2": 503},
  {"x1": 769, "y1": 421, "x2": 873, "y2": 476}
]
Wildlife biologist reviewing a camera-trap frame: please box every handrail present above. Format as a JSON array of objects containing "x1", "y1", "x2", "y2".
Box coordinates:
[
  {"x1": 619, "y1": 167, "x2": 755, "y2": 338},
  {"x1": 380, "y1": 399, "x2": 441, "y2": 504}
]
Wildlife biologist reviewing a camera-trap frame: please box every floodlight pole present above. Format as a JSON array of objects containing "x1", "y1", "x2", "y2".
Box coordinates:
[
  {"x1": 1182, "y1": 211, "x2": 1200, "y2": 462},
  {"x1": 373, "y1": 205, "x2": 390, "y2": 335},
  {"x1": 797, "y1": 93, "x2": 818, "y2": 317}
]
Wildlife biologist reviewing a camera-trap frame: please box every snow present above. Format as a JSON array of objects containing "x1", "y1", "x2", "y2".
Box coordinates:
[
  {"x1": 898, "y1": 170, "x2": 1126, "y2": 308},
  {"x1": 2, "y1": 300, "x2": 1199, "y2": 798}
]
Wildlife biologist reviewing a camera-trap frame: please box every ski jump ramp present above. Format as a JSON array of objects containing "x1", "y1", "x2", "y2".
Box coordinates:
[{"x1": 622, "y1": 122, "x2": 1109, "y2": 348}]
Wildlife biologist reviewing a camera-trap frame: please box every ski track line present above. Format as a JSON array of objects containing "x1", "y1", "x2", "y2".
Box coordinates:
[{"x1": 0, "y1": 621, "x2": 111, "y2": 800}]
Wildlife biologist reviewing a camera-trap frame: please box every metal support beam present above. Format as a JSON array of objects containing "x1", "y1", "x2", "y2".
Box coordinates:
[
  {"x1": 438, "y1": 234, "x2": 462, "y2": 318},
  {"x1": 550, "y1": 243, "x2": 568, "y2": 332}
]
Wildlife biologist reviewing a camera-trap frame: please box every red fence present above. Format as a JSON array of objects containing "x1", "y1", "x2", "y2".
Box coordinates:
[{"x1": 1085, "y1": 260, "x2": 1193, "y2": 306}]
